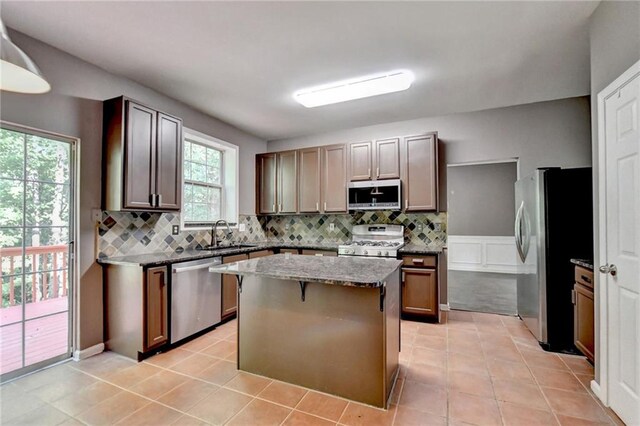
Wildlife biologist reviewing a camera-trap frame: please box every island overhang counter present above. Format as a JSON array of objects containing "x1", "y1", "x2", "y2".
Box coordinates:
[{"x1": 210, "y1": 254, "x2": 402, "y2": 408}]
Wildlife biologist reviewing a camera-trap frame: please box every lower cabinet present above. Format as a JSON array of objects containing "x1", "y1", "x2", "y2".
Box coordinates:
[
  {"x1": 573, "y1": 265, "x2": 595, "y2": 362},
  {"x1": 104, "y1": 264, "x2": 169, "y2": 360},
  {"x1": 222, "y1": 254, "x2": 249, "y2": 320},
  {"x1": 301, "y1": 249, "x2": 337, "y2": 257},
  {"x1": 401, "y1": 255, "x2": 439, "y2": 322},
  {"x1": 249, "y1": 250, "x2": 275, "y2": 259}
]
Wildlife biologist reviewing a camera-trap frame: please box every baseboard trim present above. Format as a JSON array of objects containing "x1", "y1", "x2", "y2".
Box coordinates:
[
  {"x1": 440, "y1": 303, "x2": 451, "y2": 311},
  {"x1": 73, "y1": 343, "x2": 104, "y2": 361},
  {"x1": 590, "y1": 380, "x2": 606, "y2": 405}
]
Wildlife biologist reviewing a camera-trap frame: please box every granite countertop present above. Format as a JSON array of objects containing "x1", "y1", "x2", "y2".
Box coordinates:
[
  {"x1": 571, "y1": 259, "x2": 594, "y2": 270},
  {"x1": 97, "y1": 241, "x2": 341, "y2": 267},
  {"x1": 398, "y1": 244, "x2": 445, "y2": 255},
  {"x1": 210, "y1": 254, "x2": 402, "y2": 288}
]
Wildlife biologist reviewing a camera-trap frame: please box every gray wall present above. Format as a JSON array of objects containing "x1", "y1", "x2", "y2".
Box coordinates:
[
  {"x1": 269, "y1": 96, "x2": 592, "y2": 210},
  {"x1": 588, "y1": 1, "x2": 640, "y2": 386},
  {"x1": 0, "y1": 30, "x2": 266, "y2": 350},
  {"x1": 447, "y1": 162, "x2": 517, "y2": 236}
]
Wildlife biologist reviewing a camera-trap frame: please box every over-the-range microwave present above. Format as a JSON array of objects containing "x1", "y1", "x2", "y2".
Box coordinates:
[{"x1": 348, "y1": 179, "x2": 402, "y2": 211}]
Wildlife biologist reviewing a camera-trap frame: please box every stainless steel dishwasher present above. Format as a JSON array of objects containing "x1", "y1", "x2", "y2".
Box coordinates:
[{"x1": 170, "y1": 257, "x2": 222, "y2": 344}]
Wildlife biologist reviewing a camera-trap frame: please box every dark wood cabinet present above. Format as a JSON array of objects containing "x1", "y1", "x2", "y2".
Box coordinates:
[
  {"x1": 249, "y1": 250, "x2": 275, "y2": 258},
  {"x1": 103, "y1": 96, "x2": 183, "y2": 212},
  {"x1": 321, "y1": 144, "x2": 347, "y2": 213},
  {"x1": 222, "y1": 254, "x2": 249, "y2": 320},
  {"x1": 278, "y1": 151, "x2": 298, "y2": 213},
  {"x1": 301, "y1": 249, "x2": 338, "y2": 257},
  {"x1": 349, "y1": 141, "x2": 373, "y2": 181},
  {"x1": 573, "y1": 265, "x2": 594, "y2": 362},
  {"x1": 401, "y1": 254, "x2": 439, "y2": 321},
  {"x1": 374, "y1": 138, "x2": 400, "y2": 180},
  {"x1": 145, "y1": 266, "x2": 168, "y2": 351},
  {"x1": 401, "y1": 133, "x2": 438, "y2": 211},
  {"x1": 299, "y1": 147, "x2": 321, "y2": 213}
]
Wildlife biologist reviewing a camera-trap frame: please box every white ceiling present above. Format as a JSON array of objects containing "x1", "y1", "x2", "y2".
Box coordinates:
[{"x1": 2, "y1": 1, "x2": 598, "y2": 141}]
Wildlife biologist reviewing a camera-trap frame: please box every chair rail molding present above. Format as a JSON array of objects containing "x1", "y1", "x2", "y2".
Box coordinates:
[{"x1": 447, "y1": 235, "x2": 517, "y2": 274}]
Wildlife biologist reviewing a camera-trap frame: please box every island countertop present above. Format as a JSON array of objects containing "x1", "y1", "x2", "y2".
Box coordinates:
[{"x1": 210, "y1": 254, "x2": 402, "y2": 288}]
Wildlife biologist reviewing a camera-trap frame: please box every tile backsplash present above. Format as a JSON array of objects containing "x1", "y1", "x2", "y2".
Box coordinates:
[{"x1": 97, "y1": 211, "x2": 447, "y2": 258}]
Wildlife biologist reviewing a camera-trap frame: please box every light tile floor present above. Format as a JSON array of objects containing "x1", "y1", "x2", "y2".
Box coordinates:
[{"x1": 0, "y1": 311, "x2": 623, "y2": 425}]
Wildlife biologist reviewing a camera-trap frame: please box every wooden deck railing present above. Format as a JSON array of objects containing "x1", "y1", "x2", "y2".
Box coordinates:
[{"x1": 0, "y1": 245, "x2": 68, "y2": 307}]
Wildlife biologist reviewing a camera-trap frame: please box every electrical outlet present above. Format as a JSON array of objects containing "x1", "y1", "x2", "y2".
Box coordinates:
[
  {"x1": 329, "y1": 223, "x2": 335, "y2": 231},
  {"x1": 172, "y1": 225, "x2": 180, "y2": 235},
  {"x1": 238, "y1": 224, "x2": 246, "y2": 232},
  {"x1": 417, "y1": 224, "x2": 423, "y2": 232},
  {"x1": 285, "y1": 223, "x2": 290, "y2": 230}
]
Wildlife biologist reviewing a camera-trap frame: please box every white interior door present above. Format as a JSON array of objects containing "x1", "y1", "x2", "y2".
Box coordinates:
[{"x1": 602, "y1": 68, "x2": 640, "y2": 425}]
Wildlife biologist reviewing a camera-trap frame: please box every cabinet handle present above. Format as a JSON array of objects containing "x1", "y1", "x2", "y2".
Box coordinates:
[
  {"x1": 324, "y1": 202, "x2": 327, "y2": 211},
  {"x1": 149, "y1": 193, "x2": 156, "y2": 207},
  {"x1": 405, "y1": 199, "x2": 408, "y2": 209},
  {"x1": 157, "y1": 194, "x2": 162, "y2": 207},
  {"x1": 279, "y1": 203, "x2": 282, "y2": 212},
  {"x1": 316, "y1": 202, "x2": 319, "y2": 211},
  {"x1": 401, "y1": 271, "x2": 405, "y2": 282},
  {"x1": 581, "y1": 275, "x2": 592, "y2": 284},
  {"x1": 571, "y1": 289, "x2": 576, "y2": 304},
  {"x1": 376, "y1": 167, "x2": 380, "y2": 177},
  {"x1": 272, "y1": 204, "x2": 276, "y2": 212},
  {"x1": 368, "y1": 168, "x2": 371, "y2": 178},
  {"x1": 412, "y1": 258, "x2": 424, "y2": 264}
]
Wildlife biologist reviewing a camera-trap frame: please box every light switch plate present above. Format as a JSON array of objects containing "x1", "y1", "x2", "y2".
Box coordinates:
[
  {"x1": 329, "y1": 223, "x2": 335, "y2": 231},
  {"x1": 172, "y1": 225, "x2": 179, "y2": 235}
]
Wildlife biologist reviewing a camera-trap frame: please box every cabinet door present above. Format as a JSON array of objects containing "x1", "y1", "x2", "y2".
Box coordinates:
[
  {"x1": 402, "y1": 268, "x2": 438, "y2": 317},
  {"x1": 349, "y1": 141, "x2": 373, "y2": 181},
  {"x1": 155, "y1": 113, "x2": 183, "y2": 211},
  {"x1": 403, "y1": 134, "x2": 438, "y2": 211},
  {"x1": 222, "y1": 254, "x2": 248, "y2": 319},
  {"x1": 257, "y1": 153, "x2": 277, "y2": 214},
  {"x1": 249, "y1": 250, "x2": 274, "y2": 258},
  {"x1": 298, "y1": 147, "x2": 321, "y2": 213},
  {"x1": 124, "y1": 101, "x2": 157, "y2": 210},
  {"x1": 322, "y1": 144, "x2": 347, "y2": 212},
  {"x1": 574, "y1": 284, "x2": 595, "y2": 362},
  {"x1": 301, "y1": 249, "x2": 338, "y2": 257},
  {"x1": 278, "y1": 151, "x2": 298, "y2": 213},
  {"x1": 374, "y1": 138, "x2": 400, "y2": 179},
  {"x1": 145, "y1": 266, "x2": 168, "y2": 350}
]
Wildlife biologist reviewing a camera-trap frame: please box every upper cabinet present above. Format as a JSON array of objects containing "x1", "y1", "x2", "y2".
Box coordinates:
[
  {"x1": 299, "y1": 147, "x2": 321, "y2": 213},
  {"x1": 103, "y1": 96, "x2": 183, "y2": 211},
  {"x1": 348, "y1": 138, "x2": 400, "y2": 181},
  {"x1": 277, "y1": 151, "x2": 298, "y2": 213},
  {"x1": 256, "y1": 151, "x2": 298, "y2": 214},
  {"x1": 322, "y1": 144, "x2": 347, "y2": 212},
  {"x1": 257, "y1": 153, "x2": 278, "y2": 214},
  {"x1": 402, "y1": 132, "x2": 438, "y2": 211}
]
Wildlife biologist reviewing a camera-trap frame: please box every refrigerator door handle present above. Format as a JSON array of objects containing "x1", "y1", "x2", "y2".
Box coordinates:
[{"x1": 515, "y1": 202, "x2": 526, "y2": 263}]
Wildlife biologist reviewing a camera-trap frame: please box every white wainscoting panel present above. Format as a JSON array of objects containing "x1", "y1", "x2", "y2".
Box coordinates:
[{"x1": 448, "y1": 235, "x2": 517, "y2": 273}]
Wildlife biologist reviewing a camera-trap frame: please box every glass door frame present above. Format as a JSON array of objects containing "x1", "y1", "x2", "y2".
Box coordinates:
[{"x1": 0, "y1": 120, "x2": 79, "y2": 382}]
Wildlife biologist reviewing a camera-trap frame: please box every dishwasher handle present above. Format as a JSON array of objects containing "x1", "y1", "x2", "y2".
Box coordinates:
[{"x1": 172, "y1": 260, "x2": 221, "y2": 274}]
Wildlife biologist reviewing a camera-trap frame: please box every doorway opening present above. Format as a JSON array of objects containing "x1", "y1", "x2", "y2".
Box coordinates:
[
  {"x1": 446, "y1": 159, "x2": 518, "y2": 315},
  {"x1": 0, "y1": 123, "x2": 77, "y2": 382}
]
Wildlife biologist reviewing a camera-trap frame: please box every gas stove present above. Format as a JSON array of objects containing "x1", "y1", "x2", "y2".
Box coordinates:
[{"x1": 338, "y1": 224, "x2": 405, "y2": 258}]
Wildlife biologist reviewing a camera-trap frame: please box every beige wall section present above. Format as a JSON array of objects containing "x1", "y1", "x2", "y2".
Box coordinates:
[
  {"x1": 269, "y1": 96, "x2": 592, "y2": 210},
  {"x1": 589, "y1": 1, "x2": 640, "y2": 386},
  {"x1": 0, "y1": 30, "x2": 266, "y2": 350}
]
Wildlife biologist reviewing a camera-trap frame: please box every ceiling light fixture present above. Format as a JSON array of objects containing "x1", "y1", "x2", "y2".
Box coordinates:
[
  {"x1": 0, "y1": 18, "x2": 51, "y2": 94},
  {"x1": 293, "y1": 69, "x2": 414, "y2": 108}
]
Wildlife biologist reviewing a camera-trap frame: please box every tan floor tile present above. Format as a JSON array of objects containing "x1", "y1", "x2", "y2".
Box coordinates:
[
  {"x1": 338, "y1": 402, "x2": 395, "y2": 426},
  {"x1": 296, "y1": 391, "x2": 349, "y2": 422},
  {"x1": 170, "y1": 352, "x2": 219, "y2": 376},
  {"x1": 227, "y1": 398, "x2": 292, "y2": 425},
  {"x1": 530, "y1": 366, "x2": 586, "y2": 393},
  {"x1": 171, "y1": 415, "x2": 210, "y2": 425},
  {"x1": 500, "y1": 315, "x2": 525, "y2": 326},
  {"x1": 492, "y1": 379, "x2": 550, "y2": 410},
  {"x1": 542, "y1": 387, "x2": 610, "y2": 422},
  {"x1": 390, "y1": 378, "x2": 404, "y2": 405},
  {"x1": 560, "y1": 356, "x2": 595, "y2": 375},
  {"x1": 0, "y1": 384, "x2": 47, "y2": 423},
  {"x1": 393, "y1": 405, "x2": 447, "y2": 425},
  {"x1": 447, "y1": 339, "x2": 483, "y2": 357},
  {"x1": 475, "y1": 322, "x2": 511, "y2": 335},
  {"x1": 51, "y1": 381, "x2": 122, "y2": 416},
  {"x1": 411, "y1": 347, "x2": 447, "y2": 369},
  {"x1": 26, "y1": 370, "x2": 96, "y2": 403},
  {"x1": 258, "y1": 380, "x2": 308, "y2": 408},
  {"x1": 400, "y1": 321, "x2": 420, "y2": 334},
  {"x1": 156, "y1": 379, "x2": 219, "y2": 411},
  {"x1": 449, "y1": 391, "x2": 501, "y2": 426},
  {"x1": 398, "y1": 380, "x2": 447, "y2": 417},
  {"x1": 521, "y1": 349, "x2": 570, "y2": 371},
  {"x1": 283, "y1": 410, "x2": 336, "y2": 426},
  {"x1": 499, "y1": 401, "x2": 558, "y2": 426},
  {"x1": 448, "y1": 370, "x2": 494, "y2": 397},
  {"x1": 448, "y1": 310, "x2": 475, "y2": 322},
  {"x1": 59, "y1": 418, "x2": 85, "y2": 426},
  {"x1": 447, "y1": 328, "x2": 480, "y2": 342},
  {"x1": 487, "y1": 358, "x2": 535, "y2": 383},
  {"x1": 102, "y1": 362, "x2": 163, "y2": 388},
  {"x1": 413, "y1": 335, "x2": 447, "y2": 351},
  {"x1": 575, "y1": 373, "x2": 596, "y2": 391},
  {"x1": 472, "y1": 312, "x2": 506, "y2": 324},
  {"x1": 447, "y1": 320, "x2": 478, "y2": 331},
  {"x1": 76, "y1": 391, "x2": 150, "y2": 425},
  {"x1": 401, "y1": 332, "x2": 417, "y2": 346},
  {"x1": 194, "y1": 359, "x2": 239, "y2": 385},
  {"x1": 10, "y1": 364, "x2": 75, "y2": 393},
  {"x1": 4, "y1": 404, "x2": 71, "y2": 426},
  {"x1": 556, "y1": 414, "x2": 613, "y2": 425},
  {"x1": 405, "y1": 363, "x2": 447, "y2": 387},
  {"x1": 181, "y1": 334, "x2": 222, "y2": 352},
  {"x1": 115, "y1": 402, "x2": 183, "y2": 425},
  {"x1": 129, "y1": 370, "x2": 189, "y2": 399},
  {"x1": 187, "y1": 387, "x2": 252, "y2": 425},
  {"x1": 415, "y1": 323, "x2": 447, "y2": 338},
  {"x1": 224, "y1": 371, "x2": 272, "y2": 396},
  {"x1": 144, "y1": 348, "x2": 194, "y2": 368},
  {"x1": 71, "y1": 353, "x2": 136, "y2": 377},
  {"x1": 448, "y1": 352, "x2": 489, "y2": 377},
  {"x1": 202, "y1": 340, "x2": 237, "y2": 359}
]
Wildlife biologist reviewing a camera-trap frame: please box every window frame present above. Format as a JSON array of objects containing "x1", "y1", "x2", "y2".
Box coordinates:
[{"x1": 180, "y1": 128, "x2": 239, "y2": 231}]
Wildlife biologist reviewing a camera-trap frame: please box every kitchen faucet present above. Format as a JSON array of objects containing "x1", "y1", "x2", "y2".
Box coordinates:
[{"x1": 210, "y1": 219, "x2": 233, "y2": 247}]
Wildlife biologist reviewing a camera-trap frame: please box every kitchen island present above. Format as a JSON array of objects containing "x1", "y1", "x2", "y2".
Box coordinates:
[{"x1": 210, "y1": 254, "x2": 402, "y2": 408}]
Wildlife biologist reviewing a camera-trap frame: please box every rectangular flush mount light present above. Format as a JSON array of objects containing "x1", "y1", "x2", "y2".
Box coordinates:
[{"x1": 293, "y1": 69, "x2": 414, "y2": 108}]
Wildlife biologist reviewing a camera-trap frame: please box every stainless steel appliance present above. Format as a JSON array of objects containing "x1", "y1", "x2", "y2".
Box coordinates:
[
  {"x1": 171, "y1": 257, "x2": 222, "y2": 344},
  {"x1": 348, "y1": 179, "x2": 402, "y2": 211},
  {"x1": 338, "y1": 224, "x2": 405, "y2": 257},
  {"x1": 515, "y1": 168, "x2": 593, "y2": 352}
]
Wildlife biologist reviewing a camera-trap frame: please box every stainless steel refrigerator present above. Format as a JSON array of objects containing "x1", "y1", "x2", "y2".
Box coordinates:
[{"x1": 515, "y1": 167, "x2": 593, "y2": 353}]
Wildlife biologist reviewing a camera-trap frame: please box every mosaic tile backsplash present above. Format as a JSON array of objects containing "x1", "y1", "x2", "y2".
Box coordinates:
[{"x1": 97, "y1": 211, "x2": 447, "y2": 258}]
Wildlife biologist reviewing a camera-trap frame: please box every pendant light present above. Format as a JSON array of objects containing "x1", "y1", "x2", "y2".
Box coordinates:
[{"x1": 0, "y1": 18, "x2": 50, "y2": 93}]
